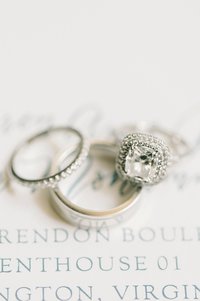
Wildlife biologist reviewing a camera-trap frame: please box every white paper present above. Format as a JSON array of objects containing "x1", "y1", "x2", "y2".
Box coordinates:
[{"x1": 0, "y1": 1, "x2": 200, "y2": 301}]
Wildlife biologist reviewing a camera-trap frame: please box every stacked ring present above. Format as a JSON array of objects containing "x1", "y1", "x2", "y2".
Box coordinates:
[
  {"x1": 8, "y1": 122, "x2": 189, "y2": 227},
  {"x1": 8, "y1": 126, "x2": 89, "y2": 189}
]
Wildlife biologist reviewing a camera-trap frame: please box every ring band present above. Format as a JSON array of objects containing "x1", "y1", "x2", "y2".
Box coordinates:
[
  {"x1": 8, "y1": 126, "x2": 89, "y2": 189},
  {"x1": 50, "y1": 141, "x2": 142, "y2": 227}
]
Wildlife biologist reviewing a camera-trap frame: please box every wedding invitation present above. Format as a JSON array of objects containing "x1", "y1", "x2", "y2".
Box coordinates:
[
  {"x1": 0, "y1": 106, "x2": 200, "y2": 301},
  {"x1": 1, "y1": 1, "x2": 200, "y2": 300}
]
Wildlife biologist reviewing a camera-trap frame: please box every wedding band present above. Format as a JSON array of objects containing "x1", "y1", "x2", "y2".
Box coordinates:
[
  {"x1": 115, "y1": 124, "x2": 189, "y2": 185},
  {"x1": 8, "y1": 126, "x2": 89, "y2": 189},
  {"x1": 50, "y1": 141, "x2": 142, "y2": 227}
]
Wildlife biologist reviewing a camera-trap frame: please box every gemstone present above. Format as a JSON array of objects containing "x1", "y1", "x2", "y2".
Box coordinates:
[
  {"x1": 116, "y1": 133, "x2": 170, "y2": 184},
  {"x1": 125, "y1": 146, "x2": 158, "y2": 181}
]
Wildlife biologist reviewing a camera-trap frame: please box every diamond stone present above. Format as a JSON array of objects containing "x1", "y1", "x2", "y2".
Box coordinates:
[{"x1": 125, "y1": 146, "x2": 157, "y2": 181}]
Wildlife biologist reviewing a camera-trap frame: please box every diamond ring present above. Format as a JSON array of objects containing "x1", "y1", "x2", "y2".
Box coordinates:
[
  {"x1": 8, "y1": 126, "x2": 89, "y2": 189},
  {"x1": 116, "y1": 133, "x2": 172, "y2": 185}
]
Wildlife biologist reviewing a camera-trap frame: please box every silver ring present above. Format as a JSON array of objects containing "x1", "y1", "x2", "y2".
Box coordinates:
[
  {"x1": 8, "y1": 126, "x2": 89, "y2": 189},
  {"x1": 115, "y1": 124, "x2": 189, "y2": 185},
  {"x1": 50, "y1": 141, "x2": 142, "y2": 227}
]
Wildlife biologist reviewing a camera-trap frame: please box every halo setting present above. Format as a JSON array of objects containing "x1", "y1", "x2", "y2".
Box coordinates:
[{"x1": 116, "y1": 133, "x2": 171, "y2": 185}]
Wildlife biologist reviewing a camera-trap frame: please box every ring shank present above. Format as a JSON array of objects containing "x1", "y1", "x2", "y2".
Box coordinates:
[{"x1": 8, "y1": 126, "x2": 89, "y2": 189}]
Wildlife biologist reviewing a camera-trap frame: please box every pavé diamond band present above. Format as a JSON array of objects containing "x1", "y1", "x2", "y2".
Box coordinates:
[{"x1": 9, "y1": 126, "x2": 89, "y2": 189}]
